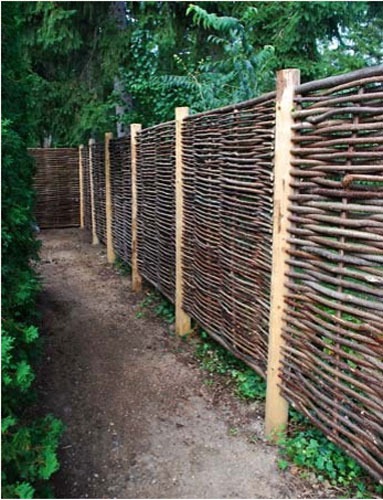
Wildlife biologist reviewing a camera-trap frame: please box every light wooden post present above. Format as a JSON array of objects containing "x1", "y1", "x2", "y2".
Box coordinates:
[
  {"x1": 265, "y1": 69, "x2": 300, "y2": 439},
  {"x1": 175, "y1": 107, "x2": 191, "y2": 336},
  {"x1": 131, "y1": 123, "x2": 142, "y2": 292},
  {"x1": 105, "y1": 132, "x2": 116, "y2": 263},
  {"x1": 89, "y1": 138, "x2": 99, "y2": 245},
  {"x1": 79, "y1": 144, "x2": 85, "y2": 228}
]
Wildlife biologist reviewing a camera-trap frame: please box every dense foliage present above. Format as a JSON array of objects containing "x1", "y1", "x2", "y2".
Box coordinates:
[
  {"x1": 8, "y1": 1, "x2": 382, "y2": 145},
  {"x1": 2, "y1": 4, "x2": 63, "y2": 498}
]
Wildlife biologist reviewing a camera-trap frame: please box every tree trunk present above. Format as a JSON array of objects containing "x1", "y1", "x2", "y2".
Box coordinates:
[
  {"x1": 110, "y1": 2, "x2": 131, "y2": 138},
  {"x1": 43, "y1": 134, "x2": 52, "y2": 148}
]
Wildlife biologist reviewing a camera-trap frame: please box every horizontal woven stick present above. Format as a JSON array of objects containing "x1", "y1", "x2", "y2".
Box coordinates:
[
  {"x1": 184, "y1": 92, "x2": 276, "y2": 121},
  {"x1": 296, "y1": 65, "x2": 383, "y2": 93}
]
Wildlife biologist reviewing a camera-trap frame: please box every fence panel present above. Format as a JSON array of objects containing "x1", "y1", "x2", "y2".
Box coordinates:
[
  {"x1": 81, "y1": 145, "x2": 91, "y2": 231},
  {"x1": 92, "y1": 141, "x2": 106, "y2": 244},
  {"x1": 136, "y1": 121, "x2": 176, "y2": 302},
  {"x1": 31, "y1": 148, "x2": 79, "y2": 229},
  {"x1": 182, "y1": 94, "x2": 276, "y2": 376},
  {"x1": 281, "y1": 67, "x2": 383, "y2": 481},
  {"x1": 110, "y1": 136, "x2": 132, "y2": 265}
]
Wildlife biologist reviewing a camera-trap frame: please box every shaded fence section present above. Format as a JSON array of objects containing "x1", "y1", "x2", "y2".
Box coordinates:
[
  {"x1": 81, "y1": 145, "x2": 91, "y2": 231},
  {"x1": 110, "y1": 136, "x2": 132, "y2": 265},
  {"x1": 182, "y1": 94, "x2": 276, "y2": 376},
  {"x1": 281, "y1": 67, "x2": 383, "y2": 480},
  {"x1": 136, "y1": 121, "x2": 176, "y2": 302},
  {"x1": 31, "y1": 148, "x2": 79, "y2": 228},
  {"x1": 92, "y1": 142, "x2": 106, "y2": 244}
]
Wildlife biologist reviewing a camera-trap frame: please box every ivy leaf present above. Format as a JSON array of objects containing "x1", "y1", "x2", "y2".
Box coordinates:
[{"x1": 278, "y1": 459, "x2": 289, "y2": 471}]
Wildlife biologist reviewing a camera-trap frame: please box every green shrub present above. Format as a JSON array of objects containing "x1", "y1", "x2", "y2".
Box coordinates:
[{"x1": 1, "y1": 120, "x2": 63, "y2": 498}]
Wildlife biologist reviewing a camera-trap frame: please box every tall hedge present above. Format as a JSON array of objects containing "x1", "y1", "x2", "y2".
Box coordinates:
[{"x1": 1, "y1": 4, "x2": 63, "y2": 498}]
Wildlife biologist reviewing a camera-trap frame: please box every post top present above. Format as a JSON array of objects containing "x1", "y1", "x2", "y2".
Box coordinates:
[
  {"x1": 130, "y1": 123, "x2": 142, "y2": 132},
  {"x1": 176, "y1": 107, "x2": 189, "y2": 120}
]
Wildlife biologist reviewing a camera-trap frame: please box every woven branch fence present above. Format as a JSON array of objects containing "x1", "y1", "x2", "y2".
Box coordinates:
[
  {"x1": 110, "y1": 135, "x2": 132, "y2": 264},
  {"x1": 35, "y1": 65, "x2": 383, "y2": 482},
  {"x1": 81, "y1": 145, "x2": 91, "y2": 231},
  {"x1": 92, "y1": 141, "x2": 106, "y2": 245},
  {"x1": 30, "y1": 148, "x2": 79, "y2": 228},
  {"x1": 281, "y1": 68, "x2": 383, "y2": 480},
  {"x1": 136, "y1": 121, "x2": 176, "y2": 302},
  {"x1": 182, "y1": 93, "x2": 276, "y2": 377}
]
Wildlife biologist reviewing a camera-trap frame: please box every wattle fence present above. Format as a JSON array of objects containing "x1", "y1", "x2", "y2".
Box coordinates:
[
  {"x1": 30, "y1": 147, "x2": 79, "y2": 228},
  {"x1": 34, "y1": 65, "x2": 383, "y2": 483},
  {"x1": 136, "y1": 121, "x2": 177, "y2": 302},
  {"x1": 182, "y1": 93, "x2": 276, "y2": 377},
  {"x1": 282, "y1": 70, "x2": 383, "y2": 480}
]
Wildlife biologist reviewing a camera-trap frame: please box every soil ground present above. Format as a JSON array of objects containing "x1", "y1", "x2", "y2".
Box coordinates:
[{"x1": 36, "y1": 228, "x2": 332, "y2": 499}]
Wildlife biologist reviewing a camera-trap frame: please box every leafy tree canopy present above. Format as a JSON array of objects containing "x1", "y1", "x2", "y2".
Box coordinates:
[{"x1": 4, "y1": 1, "x2": 382, "y2": 145}]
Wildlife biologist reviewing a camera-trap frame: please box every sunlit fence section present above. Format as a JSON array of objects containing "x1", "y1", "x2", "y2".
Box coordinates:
[
  {"x1": 281, "y1": 67, "x2": 383, "y2": 480},
  {"x1": 136, "y1": 121, "x2": 176, "y2": 302},
  {"x1": 31, "y1": 148, "x2": 79, "y2": 228},
  {"x1": 110, "y1": 135, "x2": 132, "y2": 265},
  {"x1": 182, "y1": 94, "x2": 276, "y2": 376}
]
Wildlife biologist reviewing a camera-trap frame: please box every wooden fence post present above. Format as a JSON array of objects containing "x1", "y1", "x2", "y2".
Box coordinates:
[
  {"x1": 265, "y1": 69, "x2": 300, "y2": 439},
  {"x1": 89, "y1": 138, "x2": 99, "y2": 245},
  {"x1": 131, "y1": 123, "x2": 142, "y2": 292},
  {"x1": 105, "y1": 132, "x2": 116, "y2": 263},
  {"x1": 79, "y1": 144, "x2": 85, "y2": 228},
  {"x1": 175, "y1": 107, "x2": 191, "y2": 336}
]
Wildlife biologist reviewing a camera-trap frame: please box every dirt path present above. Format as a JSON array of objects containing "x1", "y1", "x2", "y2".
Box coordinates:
[{"x1": 36, "y1": 229, "x2": 319, "y2": 499}]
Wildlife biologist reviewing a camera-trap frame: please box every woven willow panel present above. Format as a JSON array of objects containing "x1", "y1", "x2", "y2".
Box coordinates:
[
  {"x1": 110, "y1": 136, "x2": 132, "y2": 264},
  {"x1": 92, "y1": 142, "x2": 106, "y2": 244},
  {"x1": 81, "y1": 146, "x2": 91, "y2": 231},
  {"x1": 31, "y1": 148, "x2": 79, "y2": 229},
  {"x1": 281, "y1": 67, "x2": 383, "y2": 481},
  {"x1": 182, "y1": 94, "x2": 276, "y2": 376},
  {"x1": 136, "y1": 121, "x2": 176, "y2": 302}
]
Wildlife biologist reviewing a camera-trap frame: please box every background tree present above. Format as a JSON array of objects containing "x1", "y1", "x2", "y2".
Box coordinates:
[{"x1": 18, "y1": 1, "x2": 382, "y2": 145}]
